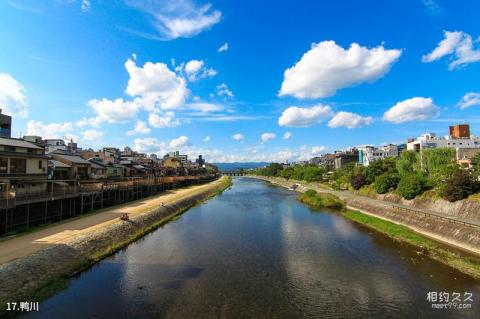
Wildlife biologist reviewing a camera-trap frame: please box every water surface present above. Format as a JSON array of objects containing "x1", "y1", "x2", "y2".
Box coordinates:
[{"x1": 23, "y1": 177, "x2": 480, "y2": 318}]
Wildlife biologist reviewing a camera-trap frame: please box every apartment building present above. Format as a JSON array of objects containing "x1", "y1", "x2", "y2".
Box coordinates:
[
  {"x1": 358, "y1": 144, "x2": 399, "y2": 167},
  {"x1": 0, "y1": 110, "x2": 12, "y2": 138},
  {"x1": 407, "y1": 124, "x2": 479, "y2": 152}
]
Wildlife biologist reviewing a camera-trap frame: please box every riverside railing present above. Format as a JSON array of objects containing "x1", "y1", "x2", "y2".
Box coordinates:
[{"x1": 0, "y1": 174, "x2": 214, "y2": 209}]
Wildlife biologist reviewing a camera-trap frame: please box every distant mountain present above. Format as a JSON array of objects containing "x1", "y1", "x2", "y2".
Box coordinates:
[{"x1": 214, "y1": 162, "x2": 270, "y2": 171}]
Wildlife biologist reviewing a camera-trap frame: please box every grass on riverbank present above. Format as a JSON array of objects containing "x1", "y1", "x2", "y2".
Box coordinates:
[
  {"x1": 299, "y1": 189, "x2": 345, "y2": 210},
  {"x1": 343, "y1": 210, "x2": 480, "y2": 279},
  {"x1": 253, "y1": 175, "x2": 480, "y2": 280},
  {"x1": 0, "y1": 177, "x2": 232, "y2": 318}
]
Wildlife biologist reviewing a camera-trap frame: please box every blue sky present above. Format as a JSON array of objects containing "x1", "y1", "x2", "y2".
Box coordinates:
[{"x1": 0, "y1": 0, "x2": 479, "y2": 162}]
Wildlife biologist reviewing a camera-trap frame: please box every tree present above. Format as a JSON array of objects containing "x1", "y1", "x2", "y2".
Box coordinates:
[
  {"x1": 280, "y1": 167, "x2": 294, "y2": 179},
  {"x1": 441, "y1": 170, "x2": 479, "y2": 202},
  {"x1": 374, "y1": 173, "x2": 400, "y2": 194},
  {"x1": 365, "y1": 159, "x2": 385, "y2": 184},
  {"x1": 421, "y1": 148, "x2": 457, "y2": 187},
  {"x1": 365, "y1": 158, "x2": 399, "y2": 184},
  {"x1": 472, "y1": 152, "x2": 480, "y2": 176},
  {"x1": 396, "y1": 150, "x2": 420, "y2": 176},
  {"x1": 351, "y1": 173, "x2": 367, "y2": 190},
  {"x1": 397, "y1": 173, "x2": 428, "y2": 199},
  {"x1": 303, "y1": 166, "x2": 323, "y2": 182}
]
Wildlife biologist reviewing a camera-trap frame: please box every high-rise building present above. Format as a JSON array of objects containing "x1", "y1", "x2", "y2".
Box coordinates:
[
  {"x1": 449, "y1": 124, "x2": 470, "y2": 139},
  {"x1": 0, "y1": 109, "x2": 12, "y2": 138}
]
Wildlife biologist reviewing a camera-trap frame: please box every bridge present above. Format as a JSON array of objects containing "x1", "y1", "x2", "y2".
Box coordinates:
[{"x1": 221, "y1": 170, "x2": 247, "y2": 176}]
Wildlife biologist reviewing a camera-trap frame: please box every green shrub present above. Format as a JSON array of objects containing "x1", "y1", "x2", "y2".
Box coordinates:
[
  {"x1": 304, "y1": 189, "x2": 317, "y2": 197},
  {"x1": 441, "y1": 170, "x2": 479, "y2": 202},
  {"x1": 298, "y1": 192, "x2": 345, "y2": 210},
  {"x1": 374, "y1": 173, "x2": 400, "y2": 194},
  {"x1": 397, "y1": 173, "x2": 428, "y2": 199},
  {"x1": 351, "y1": 173, "x2": 367, "y2": 190}
]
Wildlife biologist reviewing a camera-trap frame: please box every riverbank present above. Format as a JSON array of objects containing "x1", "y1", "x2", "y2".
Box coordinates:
[
  {"x1": 0, "y1": 176, "x2": 231, "y2": 316},
  {"x1": 250, "y1": 175, "x2": 480, "y2": 280}
]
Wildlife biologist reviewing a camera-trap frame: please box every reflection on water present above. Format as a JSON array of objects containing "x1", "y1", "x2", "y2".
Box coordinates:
[{"x1": 23, "y1": 178, "x2": 480, "y2": 318}]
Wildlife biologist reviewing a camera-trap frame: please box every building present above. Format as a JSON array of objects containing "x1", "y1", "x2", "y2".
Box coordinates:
[
  {"x1": 80, "y1": 149, "x2": 117, "y2": 164},
  {"x1": 106, "y1": 163, "x2": 127, "y2": 178},
  {"x1": 358, "y1": 144, "x2": 399, "y2": 167},
  {"x1": 196, "y1": 155, "x2": 205, "y2": 167},
  {"x1": 407, "y1": 124, "x2": 479, "y2": 152},
  {"x1": 0, "y1": 110, "x2": 12, "y2": 138},
  {"x1": 334, "y1": 149, "x2": 358, "y2": 169},
  {"x1": 164, "y1": 151, "x2": 189, "y2": 167},
  {"x1": 0, "y1": 137, "x2": 48, "y2": 194},
  {"x1": 456, "y1": 148, "x2": 480, "y2": 168},
  {"x1": 163, "y1": 157, "x2": 182, "y2": 169},
  {"x1": 450, "y1": 124, "x2": 470, "y2": 139},
  {"x1": 23, "y1": 135, "x2": 43, "y2": 145},
  {"x1": 44, "y1": 139, "x2": 68, "y2": 154},
  {"x1": 50, "y1": 152, "x2": 92, "y2": 180},
  {"x1": 48, "y1": 160, "x2": 72, "y2": 180},
  {"x1": 88, "y1": 159, "x2": 107, "y2": 179}
]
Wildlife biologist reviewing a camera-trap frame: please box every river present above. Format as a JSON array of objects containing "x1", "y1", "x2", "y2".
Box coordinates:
[{"x1": 22, "y1": 177, "x2": 480, "y2": 318}]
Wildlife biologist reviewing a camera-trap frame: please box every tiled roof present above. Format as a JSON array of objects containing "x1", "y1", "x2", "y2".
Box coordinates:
[
  {"x1": 52, "y1": 153, "x2": 91, "y2": 164},
  {"x1": 48, "y1": 160, "x2": 71, "y2": 168},
  {"x1": 0, "y1": 137, "x2": 43, "y2": 149}
]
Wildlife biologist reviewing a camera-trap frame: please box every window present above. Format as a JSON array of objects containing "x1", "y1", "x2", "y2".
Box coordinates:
[
  {"x1": 5, "y1": 146, "x2": 16, "y2": 152},
  {"x1": 38, "y1": 160, "x2": 43, "y2": 169},
  {"x1": 0, "y1": 158, "x2": 7, "y2": 173},
  {"x1": 10, "y1": 158, "x2": 26, "y2": 174}
]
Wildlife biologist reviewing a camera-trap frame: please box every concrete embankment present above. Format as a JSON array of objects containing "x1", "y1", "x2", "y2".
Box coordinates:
[
  {"x1": 251, "y1": 176, "x2": 480, "y2": 257},
  {"x1": 0, "y1": 176, "x2": 231, "y2": 313}
]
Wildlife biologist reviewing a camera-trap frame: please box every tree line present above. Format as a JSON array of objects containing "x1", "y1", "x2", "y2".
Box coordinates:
[{"x1": 250, "y1": 149, "x2": 480, "y2": 202}]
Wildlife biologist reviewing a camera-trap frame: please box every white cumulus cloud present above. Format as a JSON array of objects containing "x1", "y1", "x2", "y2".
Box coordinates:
[
  {"x1": 458, "y1": 92, "x2": 480, "y2": 109},
  {"x1": 181, "y1": 59, "x2": 217, "y2": 81},
  {"x1": 261, "y1": 133, "x2": 276, "y2": 143},
  {"x1": 126, "y1": 0, "x2": 222, "y2": 40},
  {"x1": 328, "y1": 111, "x2": 373, "y2": 129},
  {"x1": 170, "y1": 135, "x2": 191, "y2": 148},
  {"x1": 88, "y1": 98, "x2": 140, "y2": 123},
  {"x1": 422, "y1": 30, "x2": 480, "y2": 69},
  {"x1": 125, "y1": 58, "x2": 188, "y2": 110},
  {"x1": 133, "y1": 137, "x2": 167, "y2": 154},
  {"x1": 232, "y1": 133, "x2": 244, "y2": 141},
  {"x1": 26, "y1": 121, "x2": 74, "y2": 139},
  {"x1": 82, "y1": 129, "x2": 103, "y2": 141},
  {"x1": 311, "y1": 146, "x2": 327, "y2": 155},
  {"x1": 126, "y1": 120, "x2": 151, "y2": 136},
  {"x1": 203, "y1": 135, "x2": 211, "y2": 142},
  {"x1": 278, "y1": 104, "x2": 332, "y2": 127},
  {"x1": 283, "y1": 132, "x2": 292, "y2": 140},
  {"x1": 279, "y1": 41, "x2": 401, "y2": 99},
  {"x1": 0, "y1": 73, "x2": 28, "y2": 118},
  {"x1": 383, "y1": 97, "x2": 439, "y2": 123},
  {"x1": 148, "y1": 111, "x2": 181, "y2": 128}
]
